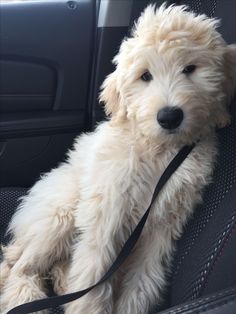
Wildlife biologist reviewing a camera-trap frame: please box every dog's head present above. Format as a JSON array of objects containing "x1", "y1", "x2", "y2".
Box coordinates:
[{"x1": 100, "y1": 4, "x2": 236, "y2": 145}]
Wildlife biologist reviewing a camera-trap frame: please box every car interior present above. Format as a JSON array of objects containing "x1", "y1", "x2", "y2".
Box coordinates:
[{"x1": 0, "y1": 0, "x2": 235, "y2": 313}]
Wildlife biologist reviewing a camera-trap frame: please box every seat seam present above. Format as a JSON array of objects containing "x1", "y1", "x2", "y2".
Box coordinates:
[
  {"x1": 163, "y1": 287, "x2": 236, "y2": 313},
  {"x1": 198, "y1": 297, "x2": 236, "y2": 314},
  {"x1": 199, "y1": 222, "x2": 236, "y2": 297}
]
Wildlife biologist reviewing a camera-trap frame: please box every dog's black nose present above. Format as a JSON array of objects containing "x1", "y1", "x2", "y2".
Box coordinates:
[{"x1": 157, "y1": 107, "x2": 184, "y2": 130}]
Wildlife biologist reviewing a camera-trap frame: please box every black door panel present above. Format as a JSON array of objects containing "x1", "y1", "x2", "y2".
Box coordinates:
[
  {"x1": 0, "y1": 0, "x2": 96, "y2": 187},
  {"x1": 0, "y1": 110, "x2": 85, "y2": 138},
  {"x1": 0, "y1": 0, "x2": 95, "y2": 133},
  {"x1": 0, "y1": 60, "x2": 56, "y2": 112},
  {"x1": 0, "y1": 133, "x2": 77, "y2": 187}
]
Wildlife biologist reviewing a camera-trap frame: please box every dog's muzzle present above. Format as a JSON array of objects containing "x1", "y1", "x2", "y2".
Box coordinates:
[{"x1": 157, "y1": 106, "x2": 184, "y2": 130}]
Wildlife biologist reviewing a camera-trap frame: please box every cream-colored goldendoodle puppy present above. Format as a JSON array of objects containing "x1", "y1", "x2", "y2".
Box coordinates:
[{"x1": 1, "y1": 4, "x2": 236, "y2": 314}]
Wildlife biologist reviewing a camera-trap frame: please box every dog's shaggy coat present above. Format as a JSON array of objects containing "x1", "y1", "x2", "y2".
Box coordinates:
[{"x1": 1, "y1": 4, "x2": 236, "y2": 314}]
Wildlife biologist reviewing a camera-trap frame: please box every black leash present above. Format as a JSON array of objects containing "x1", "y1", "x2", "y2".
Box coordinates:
[{"x1": 7, "y1": 143, "x2": 195, "y2": 314}]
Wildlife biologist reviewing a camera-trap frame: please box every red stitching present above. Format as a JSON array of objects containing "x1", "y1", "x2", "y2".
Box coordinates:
[{"x1": 200, "y1": 221, "x2": 236, "y2": 295}]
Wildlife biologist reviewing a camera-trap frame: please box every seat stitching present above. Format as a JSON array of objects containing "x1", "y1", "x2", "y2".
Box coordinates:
[{"x1": 199, "y1": 222, "x2": 236, "y2": 296}]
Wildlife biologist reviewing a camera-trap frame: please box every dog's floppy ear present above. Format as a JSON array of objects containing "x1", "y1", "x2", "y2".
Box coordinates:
[
  {"x1": 99, "y1": 71, "x2": 127, "y2": 122},
  {"x1": 223, "y1": 44, "x2": 236, "y2": 105},
  {"x1": 213, "y1": 44, "x2": 236, "y2": 129}
]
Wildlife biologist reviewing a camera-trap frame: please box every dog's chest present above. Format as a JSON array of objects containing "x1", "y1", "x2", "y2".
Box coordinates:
[
  {"x1": 114, "y1": 139, "x2": 217, "y2": 293},
  {"x1": 126, "y1": 138, "x2": 217, "y2": 235}
]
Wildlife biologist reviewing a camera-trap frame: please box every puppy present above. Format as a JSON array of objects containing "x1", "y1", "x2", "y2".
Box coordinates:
[{"x1": 1, "y1": 4, "x2": 236, "y2": 314}]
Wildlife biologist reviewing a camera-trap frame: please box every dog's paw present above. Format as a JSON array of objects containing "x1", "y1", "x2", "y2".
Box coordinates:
[
  {"x1": 215, "y1": 112, "x2": 231, "y2": 129},
  {"x1": 50, "y1": 261, "x2": 68, "y2": 295},
  {"x1": 0, "y1": 261, "x2": 11, "y2": 291},
  {"x1": 1, "y1": 273, "x2": 48, "y2": 314}
]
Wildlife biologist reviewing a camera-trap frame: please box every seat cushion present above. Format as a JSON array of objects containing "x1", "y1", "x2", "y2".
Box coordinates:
[{"x1": 0, "y1": 187, "x2": 28, "y2": 246}]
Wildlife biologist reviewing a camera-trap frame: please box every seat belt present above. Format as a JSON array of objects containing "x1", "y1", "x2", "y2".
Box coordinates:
[{"x1": 7, "y1": 143, "x2": 195, "y2": 314}]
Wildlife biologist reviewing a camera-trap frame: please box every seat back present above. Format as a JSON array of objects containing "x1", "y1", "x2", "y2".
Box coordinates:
[{"x1": 166, "y1": 0, "x2": 236, "y2": 308}]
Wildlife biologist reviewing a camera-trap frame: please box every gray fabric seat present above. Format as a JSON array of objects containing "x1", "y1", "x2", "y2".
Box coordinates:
[{"x1": 0, "y1": 187, "x2": 27, "y2": 246}]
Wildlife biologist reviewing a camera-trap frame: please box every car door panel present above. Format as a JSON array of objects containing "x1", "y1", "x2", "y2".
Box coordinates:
[
  {"x1": 0, "y1": 0, "x2": 96, "y2": 187},
  {"x1": 0, "y1": 133, "x2": 77, "y2": 186}
]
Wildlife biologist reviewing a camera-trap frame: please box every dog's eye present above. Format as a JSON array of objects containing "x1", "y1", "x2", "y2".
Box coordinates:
[
  {"x1": 140, "y1": 71, "x2": 153, "y2": 82},
  {"x1": 182, "y1": 65, "x2": 196, "y2": 75}
]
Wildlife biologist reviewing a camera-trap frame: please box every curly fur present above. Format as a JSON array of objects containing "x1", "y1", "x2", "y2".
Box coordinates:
[{"x1": 1, "y1": 3, "x2": 236, "y2": 314}]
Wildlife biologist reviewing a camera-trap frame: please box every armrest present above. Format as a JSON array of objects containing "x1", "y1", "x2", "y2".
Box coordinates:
[{"x1": 158, "y1": 287, "x2": 236, "y2": 314}]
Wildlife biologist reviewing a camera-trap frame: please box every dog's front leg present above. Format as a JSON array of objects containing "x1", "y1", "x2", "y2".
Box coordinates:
[
  {"x1": 114, "y1": 226, "x2": 172, "y2": 314},
  {"x1": 64, "y1": 189, "x2": 132, "y2": 314},
  {"x1": 64, "y1": 232, "x2": 114, "y2": 314}
]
